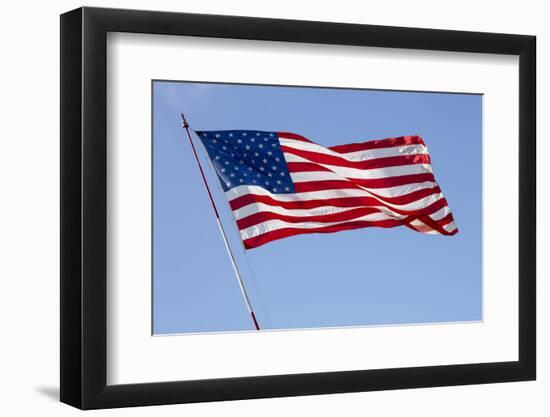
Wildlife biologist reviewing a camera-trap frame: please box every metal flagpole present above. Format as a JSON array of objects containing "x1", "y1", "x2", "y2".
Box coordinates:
[{"x1": 180, "y1": 113, "x2": 261, "y2": 331}]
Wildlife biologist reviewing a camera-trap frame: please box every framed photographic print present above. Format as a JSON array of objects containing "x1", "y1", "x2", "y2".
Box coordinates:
[{"x1": 60, "y1": 6, "x2": 536, "y2": 409}]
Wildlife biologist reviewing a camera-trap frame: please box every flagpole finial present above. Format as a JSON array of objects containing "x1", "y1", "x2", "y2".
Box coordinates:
[{"x1": 180, "y1": 113, "x2": 189, "y2": 129}]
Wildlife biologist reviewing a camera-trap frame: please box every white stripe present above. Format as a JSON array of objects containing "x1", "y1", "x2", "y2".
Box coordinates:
[
  {"x1": 280, "y1": 137, "x2": 428, "y2": 161},
  {"x1": 233, "y1": 194, "x2": 448, "y2": 223},
  {"x1": 225, "y1": 185, "x2": 372, "y2": 202},
  {"x1": 233, "y1": 203, "x2": 371, "y2": 221},
  {"x1": 233, "y1": 203, "x2": 418, "y2": 223},
  {"x1": 226, "y1": 184, "x2": 442, "y2": 207},
  {"x1": 233, "y1": 199, "x2": 451, "y2": 229},
  {"x1": 290, "y1": 171, "x2": 438, "y2": 197},
  {"x1": 429, "y1": 205, "x2": 451, "y2": 222},
  {"x1": 444, "y1": 222, "x2": 457, "y2": 232},
  {"x1": 409, "y1": 216, "x2": 455, "y2": 235},
  {"x1": 240, "y1": 212, "x2": 394, "y2": 240},
  {"x1": 283, "y1": 153, "x2": 433, "y2": 179},
  {"x1": 409, "y1": 219, "x2": 441, "y2": 234},
  {"x1": 226, "y1": 184, "x2": 446, "y2": 215}
]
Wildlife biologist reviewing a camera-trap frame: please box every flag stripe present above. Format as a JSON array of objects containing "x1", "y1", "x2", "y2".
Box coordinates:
[
  {"x1": 328, "y1": 135, "x2": 427, "y2": 153},
  {"x1": 237, "y1": 207, "x2": 386, "y2": 231},
  {"x1": 236, "y1": 201, "x2": 454, "y2": 235},
  {"x1": 228, "y1": 188, "x2": 450, "y2": 217},
  {"x1": 283, "y1": 153, "x2": 433, "y2": 179},
  {"x1": 291, "y1": 172, "x2": 439, "y2": 197},
  {"x1": 281, "y1": 145, "x2": 432, "y2": 170},
  {"x1": 287, "y1": 162, "x2": 437, "y2": 188},
  {"x1": 240, "y1": 212, "x2": 400, "y2": 240},
  {"x1": 242, "y1": 219, "x2": 405, "y2": 249},
  {"x1": 293, "y1": 180, "x2": 442, "y2": 205},
  {"x1": 277, "y1": 131, "x2": 314, "y2": 143},
  {"x1": 232, "y1": 200, "x2": 452, "y2": 223},
  {"x1": 279, "y1": 137, "x2": 429, "y2": 161}
]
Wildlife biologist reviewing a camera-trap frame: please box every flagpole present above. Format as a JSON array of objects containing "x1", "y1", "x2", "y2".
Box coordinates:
[{"x1": 180, "y1": 113, "x2": 261, "y2": 331}]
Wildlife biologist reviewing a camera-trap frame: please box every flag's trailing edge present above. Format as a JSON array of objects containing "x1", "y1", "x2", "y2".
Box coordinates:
[{"x1": 196, "y1": 130, "x2": 458, "y2": 249}]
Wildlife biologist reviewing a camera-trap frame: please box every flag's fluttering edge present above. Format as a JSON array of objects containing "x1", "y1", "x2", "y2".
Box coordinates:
[{"x1": 196, "y1": 130, "x2": 458, "y2": 249}]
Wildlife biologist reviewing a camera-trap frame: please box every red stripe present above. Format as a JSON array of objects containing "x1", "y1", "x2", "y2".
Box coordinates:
[
  {"x1": 281, "y1": 146, "x2": 431, "y2": 170},
  {"x1": 276, "y1": 131, "x2": 314, "y2": 143},
  {"x1": 328, "y1": 135, "x2": 426, "y2": 154},
  {"x1": 237, "y1": 206, "x2": 383, "y2": 230},
  {"x1": 348, "y1": 174, "x2": 436, "y2": 189},
  {"x1": 243, "y1": 219, "x2": 405, "y2": 249},
  {"x1": 418, "y1": 213, "x2": 457, "y2": 236},
  {"x1": 438, "y1": 213, "x2": 455, "y2": 227},
  {"x1": 230, "y1": 192, "x2": 449, "y2": 218}
]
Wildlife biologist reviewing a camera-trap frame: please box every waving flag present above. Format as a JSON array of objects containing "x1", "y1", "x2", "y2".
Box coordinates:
[{"x1": 196, "y1": 130, "x2": 457, "y2": 249}]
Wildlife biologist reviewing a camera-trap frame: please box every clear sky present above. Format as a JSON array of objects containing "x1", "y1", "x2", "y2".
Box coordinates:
[{"x1": 152, "y1": 80, "x2": 482, "y2": 335}]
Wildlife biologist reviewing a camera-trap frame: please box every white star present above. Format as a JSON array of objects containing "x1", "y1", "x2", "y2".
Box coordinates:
[
  {"x1": 239, "y1": 178, "x2": 244, "y2": 183},
  {"x1": 225, "y1": 161, "x2": 229, "y2": 165},
  {"x1": 267, "y1": 151, "x2": 272, "y2": 155},
  {"x1": 267, "y1": 173, "x2": 272, "y2": 177},
  {"x1": 230, "y1": 173, "x2": 235, "y2": 177},
  {"x1": 237, "y1": 139, "x2": 242, "y2": 143},
  {"x1": 221, "y1": 168, "x2": 225, "y2": 173},
  {"x1": 273, "y1": 188, "x2": 277, "y2": 192},
  {"x1": 226, "y1": 182, "x2": 231, "y2": 187},
  {"x1": 229, "y1": 133, "x2": 233, "y2": 137},
  {"x1": 258, "y1": 144, "x2": 264, "y2": 149},
  {"x1": 260, "y1": 167, "x2": 264, "y2": 171},
  {"x1": 256, "y1": 173, "x2": 261, "y2": 177},
  {"x1": 264, "y1": 138, "x2": 268, "y2": 142},
  {"x1": 245, "y1": 145, "x2": 251, "y2": 150},
  {"x1": 266, "y1": 181, "x2": 270, "y2": 186},
  {"x1": 272, "y1": 166, "x2": 277, "y2": 170},
  {"x1": 212, "y1": 139, "x2": 217, "y2": 143},
  {"x1": 269, "y1": 133, "x2": 274, "y2": 137},
  {"x1": 252, "y1": 179, "x2": 256, "y2": 183},
  {"x1": 215, "y1": 156, "x2": 220, "y2": 160},
  {"x1": 248, "y1": 167, "x2": 253, "y2": 171},
  {"x1": 202, "y1": 133, "x2": 208, "y2": 137},
  {"x1": 275, "y1": 157, "x2": 280, "y2": 162},
  {"x1": 280, "y1": 172, "x2": 285, "y2": 176},
  {"x1": 250, "y1": 138, "x2": 255, "y2": 142},
  {"x1": 256, "y1": 132, "x2": 260, "y2": 136},
  {"x1": 255, "y1": 152, "x2": 260, "y2": 157},
  {"x1": 215, "y1": 134, "x2": 220, "y2": 137},
  {"x1": 271, "y1": 143, "x2": 276, "y2": 147},
  {"x1": 242, "y1": 132, "x2": 247, "y2": 136},
  {"x1": 222, "y1": 146, "x2": 227, "y2": 150},
  {"x1": 262, "y1": 159, "x2": 268, "y2": 164},
  {"x1": 277, "y1": 180, "x2": 281, "y2": 184},
  {"x1": 234, "y1": 166, "x2": 239, "y2": 171},
  {"x1": 239, "y1": 160, "x2": 244, "y2": 164},
  {"x1": 285, "y1": 187, "x2": 289, "y2": 191}
]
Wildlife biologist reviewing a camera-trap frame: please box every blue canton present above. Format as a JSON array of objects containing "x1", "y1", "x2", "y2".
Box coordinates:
[{"x1": 196, "y1": 130, "x2": 295, "y2": 194}]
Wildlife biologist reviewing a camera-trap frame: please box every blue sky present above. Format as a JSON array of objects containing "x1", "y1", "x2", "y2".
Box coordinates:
[{"x1": 152, "y1": 80, "x2": 482, "y2": 335}]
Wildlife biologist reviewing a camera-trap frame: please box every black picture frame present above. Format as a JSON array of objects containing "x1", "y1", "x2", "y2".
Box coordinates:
[{"x1": 60, "y1": 6, "x2": 536, "y2": 409}]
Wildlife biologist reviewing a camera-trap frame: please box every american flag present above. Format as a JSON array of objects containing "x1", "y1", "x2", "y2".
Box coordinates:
[{"x1": 196, "y1": 130, "x2": 457, "y2": 249}]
